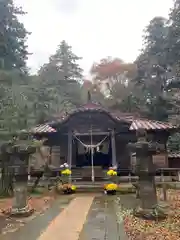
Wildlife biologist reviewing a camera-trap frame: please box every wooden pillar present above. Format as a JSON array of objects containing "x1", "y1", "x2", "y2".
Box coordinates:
[
  {"x1": 49, "y1": 146, "x2": 52, "y2": 165},
  {"x1": 164, "y1": 142, "x2": 169, "y2": 168},
  {"x1": 67, "y1": 130, "x2": 72, "y2": 169},
  {"x1": 111, "y1": 129, "x2": 117, "y2": 167},
  {"x1": 75, "y1": 140, "x2": 78, "y2": 167},
  {"x1": 178, "y1": 171, "x2": 180, "y2": 182}
]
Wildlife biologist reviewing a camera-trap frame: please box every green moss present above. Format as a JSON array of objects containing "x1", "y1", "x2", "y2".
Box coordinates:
[{"x1": 117, "y1": 186, "x2": 136, "y2": 194}]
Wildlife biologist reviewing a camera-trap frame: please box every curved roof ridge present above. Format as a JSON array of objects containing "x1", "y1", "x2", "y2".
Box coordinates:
[{"x1": 30, "y1": 105, "x2": 178, "y2": 133}]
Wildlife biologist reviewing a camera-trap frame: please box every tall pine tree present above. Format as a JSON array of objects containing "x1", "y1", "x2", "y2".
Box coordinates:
[
  {"x1": 0, "y1": 0, "x2": 29, "y2": 73},
  {"x1": 51, "y1": 40, "x2": 83, "y2": 82},
  {"x1": 35, "y1": 40, "x2": 83, "y2": 123}
]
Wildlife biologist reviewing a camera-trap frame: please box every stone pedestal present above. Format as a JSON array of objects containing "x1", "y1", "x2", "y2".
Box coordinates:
[
  {"x1": 10, "y1": 184, "x2": 33, "y2": 217},
  {"x1": 11, "y1": 183, "x2": 33, "y2": 217},
  {"x1": 11, "y1": 167, "x2": 33, "y2": 216},
  {"x1": 138, "y1": 175, "x2": 157, "y2": 209},
  {"x1": 13, "y1": 185, "x2": 27, "y2": 209}
]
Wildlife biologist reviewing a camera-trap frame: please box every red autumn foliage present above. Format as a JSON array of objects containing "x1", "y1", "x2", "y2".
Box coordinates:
[{"x1": 90, "y1": 58, "x2": 137, "y2": 80}]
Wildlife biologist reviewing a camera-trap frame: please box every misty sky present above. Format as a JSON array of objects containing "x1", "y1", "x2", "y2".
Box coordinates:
[{"x1": 14, "y1": 0, "x2": 173, "y2": 75}]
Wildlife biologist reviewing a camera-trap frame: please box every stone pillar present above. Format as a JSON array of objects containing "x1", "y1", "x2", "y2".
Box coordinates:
[
  {"x1": 13, "y1": 184, "x2": 27, "y2": 210},
  {"x1": 128, "y1": 129, "x2": 166, "y2": 220},
  {"x1": 111, "y1": 129, "x2": 117, "y2": 167},
  {"x1": 67, "y1": 130, "x2": 72, "y2": 169},
  {"x1": 178, "y1": 171, "x2": 180, "y2": 182}
]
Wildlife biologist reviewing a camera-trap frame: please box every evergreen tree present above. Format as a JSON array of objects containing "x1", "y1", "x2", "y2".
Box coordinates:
[
  {"x1": 143, "y1": 17, "x2": 169, "y2": 65},
  {"x1": 51, "y1": 40, "x2": 83, "y2": 82},
  {"x1": 168, "y1": 0, "x2": 180, "y2": 73},
  {"x1": 134, "y1": 17, "x2": 172, "y2": 121},
  {"x1": 0, "y1": 0, "x2": 29, "y2": 73},
  {"x1": 34, "y1": 40, "x2": 83, "y2": 123}
]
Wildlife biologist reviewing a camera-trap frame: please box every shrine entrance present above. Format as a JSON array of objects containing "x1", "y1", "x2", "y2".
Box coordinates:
[
  {"x1": 71, "y1": 130, "x2": 114, "y2": 182},
  {"x1": 63, "y1": 108, "x2": 126, "y2": 182},
  {"x1": 75, "y1": 135, "x2": 111, "y2": 168},
  {"x1": 76, "y1": 146, "x2": 111, "y2": 167}
]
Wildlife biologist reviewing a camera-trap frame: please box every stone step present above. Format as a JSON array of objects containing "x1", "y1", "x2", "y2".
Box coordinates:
[
  {"x1": 72, "y1": 176, "x2": 109, "y2": 182},
  {"x1": 74, "y1": 181, "x2": 109, "y2": 186},
  {"x1": 72, "y1": 168, "x2": 107, "y2": 179}
]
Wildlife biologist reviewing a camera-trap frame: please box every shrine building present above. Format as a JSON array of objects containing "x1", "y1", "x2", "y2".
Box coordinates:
[{"x1": 31, "y1": 101, "x2": 179, "y2": 181}]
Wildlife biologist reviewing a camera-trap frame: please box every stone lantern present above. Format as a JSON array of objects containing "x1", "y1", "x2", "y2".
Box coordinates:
[
  {"x1": 3, "y1": 132, "x2": 41, "y2": 216},
  {"x1": 11, "y1": 142, "x2": 36, "y2": 216},
  {"x1": 128, "y1": 129, "x2": 166, "y2": 220}
]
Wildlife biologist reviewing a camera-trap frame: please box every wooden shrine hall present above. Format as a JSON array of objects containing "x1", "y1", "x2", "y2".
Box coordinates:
[{"x1": 30, "y1": 101, "x2": 179, "y2": 181}]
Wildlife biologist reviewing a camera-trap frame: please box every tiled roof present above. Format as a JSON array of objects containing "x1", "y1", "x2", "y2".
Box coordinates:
[
  {"x1": 31, "y1": 119, "x2": 177, "y2": 134},
  {"x1": 168, "y1": 152, "x2": 180, "y2": 158},
  {"x1": 30, "y1": 103, "x2": 178, "y2": 133},
  {"x1": 129, "y1": 119, "x2": 176, "y2": 130},
  {"x1": 31, "y1": 124, "x2": 56, "y2": 133}
]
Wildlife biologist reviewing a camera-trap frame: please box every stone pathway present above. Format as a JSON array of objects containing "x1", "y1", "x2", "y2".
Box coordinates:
[
  {"x1": 38, "y1": 196, "x2": 94, "y2": 240},
  {"x1": 79, "y1": 196, "x2": 128, "y2": 240},
  {"x1": 1, "y1": 194, "x2": 131, "y2": 240},
  {"x1": 0, "y1": 196, "x2": 72, "y2": 240}
]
